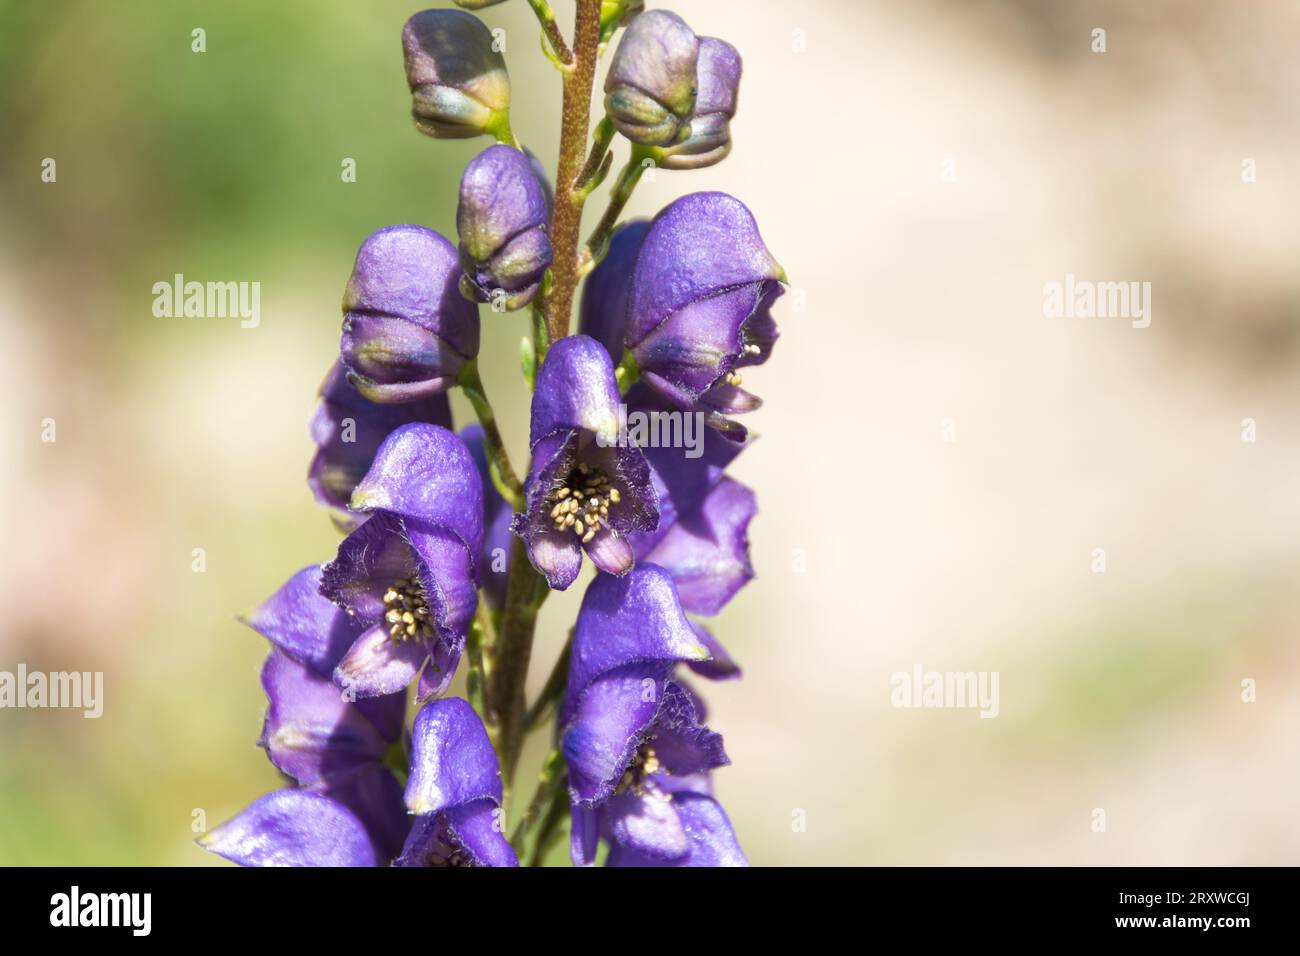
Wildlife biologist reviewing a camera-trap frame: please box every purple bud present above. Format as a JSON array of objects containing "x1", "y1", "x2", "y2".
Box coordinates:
[
  {"x1": 604, "y1": 10, "x2": 699, "y2": 146},
  {"x1": 402, "y1": 9, "x2": 511, "y2": 140},
  {"x1": 457, "y1": 145, "x2": 553, "y2": 312},
  {"x1": 340, "y1": 225, "x2": 480, "y2": 404},
  {"x1": 659, "y1": 38, "x2": 741, "y2": 170}
]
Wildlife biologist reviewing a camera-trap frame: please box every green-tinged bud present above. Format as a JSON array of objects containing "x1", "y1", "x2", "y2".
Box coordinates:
[
  {"x1": 454, "y1": 0, "x2": 509, "y2": 8},
  {"x1": 402, "y1": 10, "x2": 511, "y2": 140},
  {"x1": 658, "y1": 37, "x2": 742, "y2": 170},
  {"x1": 603, "y1": 9, "x2": 699, "y2": 147}
]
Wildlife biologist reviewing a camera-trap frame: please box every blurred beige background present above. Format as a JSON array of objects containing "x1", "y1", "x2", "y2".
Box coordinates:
[{"x1": 1, "y1": 0, "x2": 1297, "y2": 865}]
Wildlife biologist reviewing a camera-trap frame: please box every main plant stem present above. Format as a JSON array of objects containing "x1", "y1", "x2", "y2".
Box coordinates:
[{"x1": 542, "y1": 0, "x2": 604, "y2": 342}]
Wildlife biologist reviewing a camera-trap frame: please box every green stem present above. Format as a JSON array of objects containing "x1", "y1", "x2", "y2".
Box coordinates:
[
  {"x1": 457, "y1": 359, "x2": 524, "y2": 510},
  {"x1": 528, "y1": 780, "x2": 570, "y2": 866},
  {"x1": 579, "y1": 146, "x2": 650, "y2": 274},
  {"x1": 523, "y1": 630, "x2": 571, "y2": 732},
  {"x1": 466, "y1": 601, "x2": 490, "y2": 716},
  {"x1": 526, "y1": 0, "x2": 573, "y2": 66},
  {"x1": 575, "y1": 117, "x2": 615, "y2": 194},
  {"x1": 508, "y1": 748, "x2": 564, "y2": 851}
]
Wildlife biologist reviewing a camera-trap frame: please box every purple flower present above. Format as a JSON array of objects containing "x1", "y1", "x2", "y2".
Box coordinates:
[
  {"x1": 402, "y1": 9, "x2": 512, "y2": 140},
  {"x1": 339, "y1": 225, "x2": 480, "y2": 404},
  {"x1": 626, "y1": 192, "x2": 785, "y2": 437},
  {"x1": 321, "y1": 423, "x2": 483, "y2": 700},
  {"x1": 658, "y1": 38, "x2": 742, "y2": 170},
  {"x1": 200, "y1": 790, "x2": 382, "y2": 867},
  {"x1": 604, "y1": 9, "x2": 699, "y2": 146},
  {"x1": 559, "y1": 566, "x2": 744, "y2": 865},
  {"x1": 512, "y1": 336, "x2": 659, "y2": 590},
  {"x1": 457, "y1": 144, "x2": 553, "y2": 311},
  {"x1": 308, "y1": 360, "x2": 452, "y2": 519},
  {"x1": 395, "y1": 697, "x2": 518, "y2": 866}
]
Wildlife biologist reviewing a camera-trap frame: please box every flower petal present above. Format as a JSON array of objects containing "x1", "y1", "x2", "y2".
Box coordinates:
[
  {"x1": 241, "y1": 565, "x2": 365, "y2": 677},
  {"x1": 349, "y1": 423, "x2": 484, "y2": 564},
  {"x1": 607, "y1": 791, "x2": 747, "y2": 867},
  {"x1": 627, "y1": 192, "x2": 783, "y2": 348},
  {"x1": 198, "y1": 790, "x2": 377, "y2": 867},
  {"x1": 562, "y1": 564, "x2": 710, "y2": 722},
  {"x1": 258, "y1": 649, "x2": 392, "y2": 786},
  {"x1": 405, "y1": 697, "x2": 503, "y2": 816},
  {"x1": 333, "y1": 623, "x2": 429, "y2": 699},
  {"x1": 562, "y1": 663, "x2": 667, "y2": 805},
  {"x1": 607, "y1": 790, "x2": 690, "y2": 861},
  {"x1": 642, "y1": 477, "x2": 756, "y2": 616},
  {"x1": 529, "y1": 335, "x2": 623, "y2": 446}
]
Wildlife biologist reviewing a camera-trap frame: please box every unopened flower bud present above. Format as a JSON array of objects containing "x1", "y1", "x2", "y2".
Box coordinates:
[
  {"x1": 340, "y1": 225, "x2": 480, "y2": 403},
  {"x1": 402, "y1": 9, "x2": 511, "y2": 140},
  {"x1": 457, "y1": 144, "x2": 553, "y2": 311},
  {"x1": 659, "y1": 38, "x2": 741, "y2": 170},
  {"x1": 603, "y1": 10, "x2": 699, "y2": 146}
]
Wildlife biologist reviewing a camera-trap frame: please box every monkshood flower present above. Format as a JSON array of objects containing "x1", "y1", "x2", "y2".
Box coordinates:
[
  {"x1": 321, "y1": 423, "x2": 483, "y2": 699},
  {"x1": 658, "y1": 38, "x2": 742, "y2": 170},
  {"x1": 462, "y1": 424, "x2": 512, "y2": 609},
  {"x1": 457, "y1": 144, "x2": 552, "y2": 312},
  {"x1": 604, "y1": 9, "x2": 699, "y2": 146},
  {"x1": 513, "y1": 335, "x2": 658, "y2": 590},
  {"x1": 560, "y1": 566, "x2": 743, "y2": 865},
  {"x1": 200, "y1": 789, "x2": 386, "y2": 867},
  {"x1": 626, "y1": 192, "x2": 786, "y2": 437},
  {"x1": 395, "y1": 697, "x2": 518, "y2": 866},
  {"x1": 340, "y1": 224, "x2": 480, "y2": 403},
  {"x1": 402, "y1": 9, "x2": 512, "y2": 141},
  {"x1": 308, "y1": 360, "x2": 452, "y2": 518}
]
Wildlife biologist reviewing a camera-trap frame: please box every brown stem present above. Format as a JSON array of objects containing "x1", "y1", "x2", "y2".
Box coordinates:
[{"x1": 542, "y1": 0, "x2": 604, "y2": 342}]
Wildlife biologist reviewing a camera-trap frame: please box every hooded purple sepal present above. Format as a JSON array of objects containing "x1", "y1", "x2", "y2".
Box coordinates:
[
  {"x1": 340, "y1": 225, "x2": 480, "y2": 404},
  {"x1": 309, "y1": 361, "x2": 452, "y2": 517},
  {"x1": 322, "y1": 424, "x2": 482, "y2": 700},
  {"x1": 398, "y1": 698, "x2": 518, "y2": 866},
  {"x1": 626, "y1": 193, "x2": 785, "y2": 430},
  {"x1": 578, "y1": 219, "x2": 649, "y2": 363},
  {"x1": 199, "y1": 790, "x2": 379, "y2": 867},
  {"x1": 457, "y1": 145, "x2": 552, "y2": 311},
  {"x1": 513, "y1": 336, "x2": 659, "y2": 590},
  {"x1": 659, "y1": 38, "x2": 742, "y2": 170},
  {"x1": 402, "y1": 9, "x2": 512, "y2": 140},
  {"x1": 604, "y1": 10, "x2": 699, "y2": 146}
]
